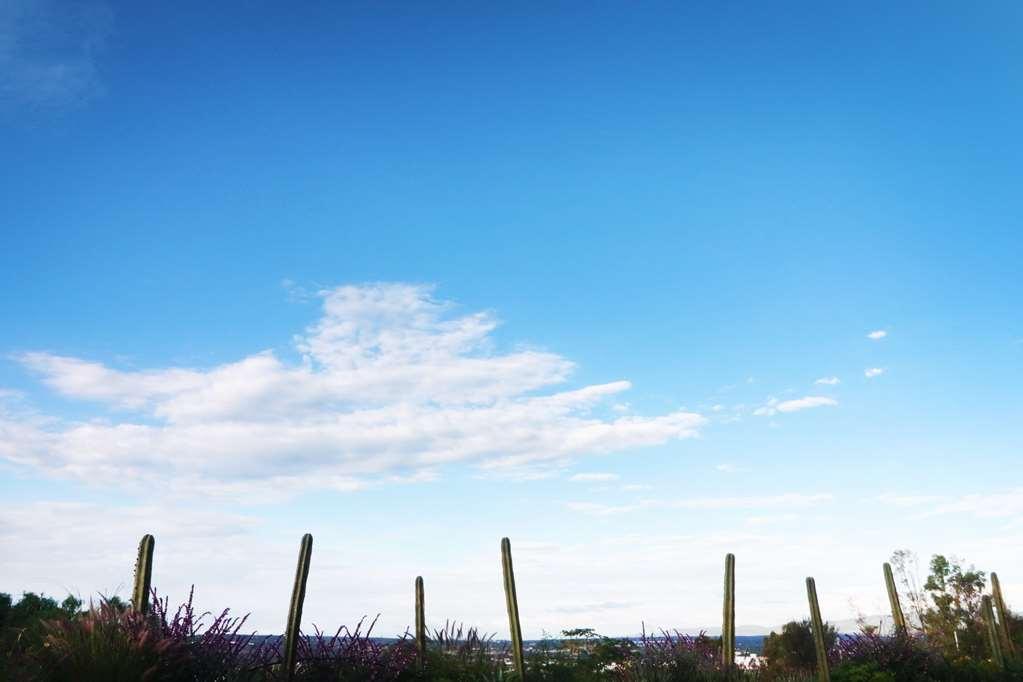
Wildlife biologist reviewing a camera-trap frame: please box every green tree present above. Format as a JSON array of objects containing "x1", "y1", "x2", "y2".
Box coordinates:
[
  {"x1": 763, "y1": 619, "x2": 837, "y2": 670},
  {"x1": 1, "y1": 591, "x2": 82, "y2": 679},
  {"x1": 921, "y1": 555, "x2": 986, "y2": 658}
]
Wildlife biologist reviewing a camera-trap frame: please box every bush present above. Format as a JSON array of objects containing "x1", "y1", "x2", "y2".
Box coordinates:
[
  {"x1": 0, "y1": 592, "x2": 85, "y2": 681},
  {"x1": 831, "y1": 662, "x2": 896, "y2": 682},
  {"x1": 618, "y1": 630, "x2": 723, "y2": 682},
  {"x1": 424, "y1": 621, "x2": 506, "y2": 682},
  {"x1": 3, "y1": 588, "x2": 270, "y2": 682},
  {"x1": 35, "y1": 599, "x2": 189, "y2": 682},
  {"x1": 831, "y1": 632, "x2": 946, "y2": 682},
  {"x1": 291, "y1": 616, "x2": 417, "y2": 681},
  {"x1": 762, "y1": 621, "x2": 837, "y2": 672}
]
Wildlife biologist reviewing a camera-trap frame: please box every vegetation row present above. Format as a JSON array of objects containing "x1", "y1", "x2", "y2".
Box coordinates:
[{"x1": 1, "y1": 535, "x2": 1020, "y2": 681}]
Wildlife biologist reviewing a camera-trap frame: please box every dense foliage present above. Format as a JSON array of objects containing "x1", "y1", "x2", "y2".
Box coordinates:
[{"x1": 762, "y1": 620, "x2": 837, "y2": 671}]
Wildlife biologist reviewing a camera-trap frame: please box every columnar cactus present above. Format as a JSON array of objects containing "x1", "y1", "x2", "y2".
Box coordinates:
[
  {"x1": 883, "y1": 562, "x2": 907, "y2": 634},
  {"x1": 806, "y1": 577, "x2": 831, "y2": 682},
  {"x1": 284, "y1": 534, "x2": 313, "y2": 682},
  {"x1": 501, "y1": 537, "x2": 525, "y2": 680},
  {"x1": 131, "y1": 534, "x2": 155, "y2": 614},
  {"x1": 415, "y1": 576, "x2": 427, "y2": 665},
  {"x1": 991, "y1": 573, "x2": 1016, "y2": 660},
  {"x1": 982, "y1": 595, "x2": 1005, "y2": 668},
  {"x1": 722, "y1": 553, "x2": 735, "y2": 667}
]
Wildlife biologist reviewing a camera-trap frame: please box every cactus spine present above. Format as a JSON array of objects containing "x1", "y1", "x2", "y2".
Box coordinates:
[
  {"x1": 883, "y1": 562, "x2": 907, "y2": 634},
  {"x1": 501, "y1": 537, "x2": 526, "y2": 680},
  {"x1": 415, "y1": 576, "x2": 427, "y2": 666},
  {"x1": 131, "y1": 534, "x2": 155, "y2": 614},
  {"x1": 982, "y1": 595, "x2": 1005, "y2": 668},
  {"x1": 806, "y1": 577, "x2": 831, "y2": 682},
  {"x1": 284, "y1": 533, "x2": 313, "y2": 682},
  {"x1": 722, "y1": 553, "x2": 735, "y2": 668},
  {"x1": 991, "y1": 573, "x2": 1016, "y2": 660}
]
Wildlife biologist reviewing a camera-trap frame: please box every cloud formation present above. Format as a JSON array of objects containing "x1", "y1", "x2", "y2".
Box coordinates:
[
  {"x1": 814, "y1": 376, "x2": 840, "y2": 386},
  {"x1": 864, "y1": 367, "x2": 885, "y2": 378},
  {"x1": 570, "y1": 473, "x2": 620, "y2": 482},
  {"x1": 565, "y1": 493, "x2": 833, "y2": 517},
  {"x1": 877, "y1": 489, "x2": 1023, "y2": 520},
  {"x1": 867, "y1": 330, "x2": 887, "y2": 340},
  {"x1": 4, "y1": 284, "x2": 705, "y2": 496},
  {"x1": 753, "y1": 396, "x2": 838, "y2": 417}
]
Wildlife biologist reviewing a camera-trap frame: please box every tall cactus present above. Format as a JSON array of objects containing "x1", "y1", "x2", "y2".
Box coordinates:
[
  {"x1": 806, "y1": 577, "x2": 831, "y2": 682},
  {"x1": 415, "y1": 576, "x2": 427, "y2": 666},
  {"x1": 722, "y1": 553, "x2": 735, "y2": 667},
  {"x1": 131, "y1": 534, "x2": 155, "y2": 614},
  {"x1": 982, "y1": 595, "x2": 1005, "y2": 668},
  {"x1": 501, "y1": 537, "x2": 525, "y2": 680},
  {"x1": 284, "y1": 533, "x2": 313, "y2": 682},
  {"x1": 883, "y1": 562, "x2": 907, "y2": 634},
  {"x1": 991, "y1": 573, "x2": 1016, "y2": 660}
]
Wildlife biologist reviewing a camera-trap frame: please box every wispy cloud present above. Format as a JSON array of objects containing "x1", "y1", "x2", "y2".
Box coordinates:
[
  {"x1": 0, "y1": 0, "x2": 113, "y2": 107},
  {"x1": 754, "y1": 396, "x2": 838, "y2": 417},
  {"x1": 867, "y1": 330, "x2": 887, "y2": 340},
  {"x1": 864, "y1": 367, "x2": 885, "y2": 378},
  {"x1": 715, "y1": 463, "x2": 748, "y2": 474},
  {"x1": 875, "y1": 489, "x2": 1023, "y2": 521},
  {"x1": 565, "y1": 493, "x2": 833, "y2": 516},
  {"x1": 0, "y1": 388, "x2": 25, "y2": 401},
  {"x1": 549, "y1": 601, "x2": 635, "y2": 615},
  {"x1": 570, "y1": 472, "x2": 620, "y2": 483},
  {"x1": 814, "y1": 376, "x2": 840, "y2": 386},
  {"x1": 874, "y1": 494, "x2": 941, "y2": 507},
  {"x1": 915, "y1": 489, "x2": 1023, "y2": 520},
  {"x1": 4, "y1": 284, "x2": 706, "y2": 497}
]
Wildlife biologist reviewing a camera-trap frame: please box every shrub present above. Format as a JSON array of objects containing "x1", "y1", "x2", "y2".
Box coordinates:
[
  {"x1": 425, "y1": 620, "x2": 506, "y2": 681},
  {"x1": 290, "y1": 616, "x2": 418, "y2": 681},
  {"x1": 617, "y1": 630, "x2": 722, "y2": 682},
  {"x1": 151, "y1": 587, "x2": 269, "y2": 681},
  {"x1": 35, "y1": 598, "x2": 188, "y2": 682},
  {"x1": 831, "y1": 632, "x2": 946, "y2": 682},
  {"x1": 831, "y1": 662, "x2": 896, "y2": 682},
  {"x1": 762, "y1": 621, "x2": 837, "y2": 672}
]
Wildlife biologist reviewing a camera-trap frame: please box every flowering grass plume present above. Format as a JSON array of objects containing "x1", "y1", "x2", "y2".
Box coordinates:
[{"x1": 291, "y1": 615, "x2": 418, "y2": 681}]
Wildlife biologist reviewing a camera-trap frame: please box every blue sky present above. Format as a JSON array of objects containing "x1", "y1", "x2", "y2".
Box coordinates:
[{"x1": 1, "y1": 1, "x2": 1021, "y2": 636}]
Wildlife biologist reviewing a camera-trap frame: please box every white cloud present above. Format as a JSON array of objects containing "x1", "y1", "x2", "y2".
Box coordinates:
[
  {"x1": 549, "y1": 601, "x2": 635, "y2": 615},
  {"x1": 564, "y1": 501, "x2": 642, "y2": 516},
  {"x1": 753, "y1": 396, "x2": 837, "y2": 417},
  {"x1": 0, "y1": 388, "x2": 25, "y2": 402},
  {"x1": 874, "y1": 494, "x2": 941, "y2": 508},
  {"x1": 570, "y1": 472, "x2": 620, "y2": 482},
  {"x1": 814, "y1": 377, "x2": 840, "y2": 386},
  {"x1": 4, "y1": 284, "x2": 706, "y2": 496},
  {"x1": 864, "y1": 367, "x2": 885, "y2": 378},
  {"x1": 867, "y1": 330, "x2": 887, "y2": 340},
  {"x1": 715, "y1": 463, "x2": 748, "y2": 474},
  {"x1": 745, "y1": 513, "x2": 799, "y2": 526},
  {"x1": 873, "y1": 489, "x2": 1023, "y2": 521},
  {"x1": 566, "y1": 493, "x2": 833, "y2": 516},
  {"x1": 913, "y1": 488, "x2": 1023, "y2": 520}
]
